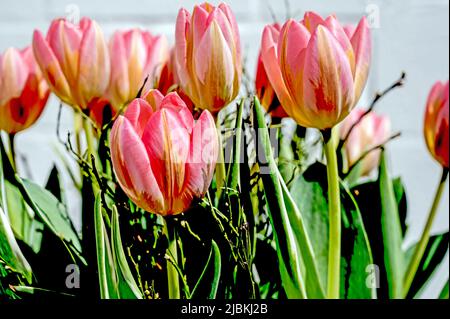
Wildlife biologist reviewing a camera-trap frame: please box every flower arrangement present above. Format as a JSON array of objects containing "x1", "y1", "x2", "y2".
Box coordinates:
[{"x1": 0, "y1": 2, "x2": 448, "y2": 301}]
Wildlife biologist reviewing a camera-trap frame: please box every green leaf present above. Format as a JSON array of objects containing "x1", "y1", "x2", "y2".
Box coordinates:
[
  {"x1": 392, "y1": 178, "x2": 408, "y2": 236},
  {"x1": 340, "y1": 182, "x2": 376, "y2": 299},
  {"x1": 439, "y1": 281, "x2": 449, "y2": 299},
  {"x1": 191, "y1": 240, "x2": 222, "y2": 299},
  {"x1": 378, "y1": 151, "x2": 404, "y2": 298},
  {"x1": 94, "y1": 192, "x2": 118, "y2": 299},
  {"x1": 404, "y1": 232, "x2": 449, "y2": 298},
  {"x1": 0, "y1": 145, "x2": 32, "y2": 283},
  {"x1": 0, "y1": 206, "x2": 32, "y2": 283},
  {"x1": 4, "y1": 180, "x2": 43, "y2": 254},
  {"x1": 111, "y1": 205, "x2": 142, "y2": 299},
  {"x1": 253, "y1": 96, "x2": 324, "y2": 299},
  {"x1": 289, "y1": 165, "x2": 329, "y2": 290},
  {"x1": 18, "y1": 178, "x2": 83, "y2": 260},
  {"x1": 290, "y1": 162, "x2": 375, "y2": 299}
]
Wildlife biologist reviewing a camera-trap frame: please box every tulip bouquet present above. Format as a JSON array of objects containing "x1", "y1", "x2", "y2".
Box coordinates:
[{"x1": 0, "y1": 2, "x2": 448, "y2": 301}]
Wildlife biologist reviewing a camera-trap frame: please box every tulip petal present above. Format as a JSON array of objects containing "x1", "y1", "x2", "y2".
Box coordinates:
[
  {"x1": 278, "y1": 20, "x2": 310, "y2": 116},
  {"x1": 303, "y1": 11, "x2": 326, "y2": 32},
  {"x1": 76, "y1": 19, "x2": 110, "y2": 109},
  {"x1": 324, "y1": 16, "x2": 355, "y2": 73},
  {"x1": 159, "y1": 92, "x2": 194, "y2": 132},
  {"x1": 123, "y1": 98, "x2": 154, "y2": 137},
  {"x1": 108, "y1": 31, "x2": 130, "y2": 110},
  {"x1": 260, "y1": 25, "x2": 296, "y2": 119},
  {"x1": 108, "y1": 31, "x2": 130, "y2": 108},
  {"x1": 47, "y1": 19, "x2": 82, "y2": 87},
  {"x1": 142, "y1": 108, "x2": 191, "y2": 214},
  {"x1": 434, "y1": 100, "x2": 449, "y2": 168},
  {"x1": 110, "y1": 116, "x2": 164, "y2": 213},
  {"x1": 174, "y1": 8, "x2": 192, "y2": 86},
  {"x1": 302, "y1": 25, "x2": 355, "y2": 129},
  {"x1": 0, "y1": 48, "x2": 28, "y2": 106},
  {"x1": 194, "y1": 20, "x2": 234, "y2": 109},
  {"x1": 192, "y1": 4, "x2": 210, "y2": 47},
  {"x1": 218, "y1": 3, "x2": 241, "y2": 61},
  {"x1": 350, "y1": 17, "x2": 371, "y2": 104},
  {"x1": 185, "y1": 110, "x2": 218, "y2": 197},
  {"x1": 32, "y1": 30, "x2": 72, "y2": 105},
  {"x1": 143, "y1": 89, "x2": 164, "y2": 111}
]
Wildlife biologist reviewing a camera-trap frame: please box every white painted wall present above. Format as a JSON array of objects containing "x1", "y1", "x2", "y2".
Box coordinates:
[{"x1": 1, "y1": 0, "x2": 448, "y2": 298}]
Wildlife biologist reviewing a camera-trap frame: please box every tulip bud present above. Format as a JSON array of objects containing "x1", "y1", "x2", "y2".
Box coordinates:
[
  {"x1": 110, "y1": 90, "x2": 219, "y2": 215},
  {"x1": 424, "y1": 81, "x2": 449, "y2": 168},
  {"x1": 0, "y1": 47, "x2": 50, "y2": 133},
  {"x1": 174, "y1": 2, "x2": 241, "y2": 114},
  {"x1": 32, "y1": 17, "x2": 110, "y2": 124},
  {"x1": 255, "y1": 23, "x2": 288, "y2": 119},
  {"x1": 339, "y1": 108, "x2": 391, "y2": 176},
  {"x1": 260, "y1": 12, "x2": 371, "y2": 129},
  {"x1": 107, "y1": 29, "x2": 170, "y2": 111}
]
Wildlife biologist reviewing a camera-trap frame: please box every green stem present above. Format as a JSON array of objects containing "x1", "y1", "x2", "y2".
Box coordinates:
[
  {"x1": 82, "y1": 117, "x2": 95, "y2": 159},
  {"x1": 403, "y1": 168, "x2": 449, "y2": 297},
  {"x1": 7, "y1": 133, "x2": 16, "y2": 171},
  {"x1": 215, "y1": 118, "x2": 226, "y2": 201},
  {"x1": 164, "y1": 218, "x2": 180, "y2": 299},
  {"x1": 323, "y1": 129, "x2": 341, "y2": 299}
]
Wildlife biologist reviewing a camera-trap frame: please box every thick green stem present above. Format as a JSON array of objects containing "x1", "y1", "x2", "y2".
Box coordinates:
[
  {"x1": 165, "y1": 218, "x2": 180, "y2": 299},
  {"x1": 7, "y1": 133, "x2": 16, "y2": 171},
  {"x1": 215, "y1": 118, "x2": 226, "y2": 200},
  {"x1": 403, "y1": 168, "x2": 449, "y2": 297},
  {"x1": 323, "y1": 129, "x2": 341, "y2": 299},
  {"x1": 82, "y1": 117, "x2": 95, "y2": 159}
]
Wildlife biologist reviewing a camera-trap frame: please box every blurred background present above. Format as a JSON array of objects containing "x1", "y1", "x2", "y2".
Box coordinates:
[{"x1": 0, "y1": 0, "x2": 448, "y2": 298}]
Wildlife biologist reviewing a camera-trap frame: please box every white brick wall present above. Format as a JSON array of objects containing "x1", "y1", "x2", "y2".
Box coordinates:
[{"x1": 1, "y1": 0, "x2": 449, "y2": 298}]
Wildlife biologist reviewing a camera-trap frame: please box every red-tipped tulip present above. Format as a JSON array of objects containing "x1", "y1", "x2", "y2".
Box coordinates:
[
  {"x1": 107, "y1": 29, "x2": 170, "y2": 111},
  {"x1": 110, "y1": 90, "x2": 219, "y2": 215},
  {"x1": 255, "y1": 23, "x2": 288, "y2": 119},
  {"x1": 340, "y1": 108, "x2": 391, "y2": 175},
  {"x1": 424, "y1": 81, "x2": 449, "y2": 168},
  {"x1": 0, "y1": 47, "x2": 50, "y2": 133},
  {"x1": 32, "y1": 17, "x2": 110, "y2": 120},
  {"x1": 260, "y1": 12, "x2": 371, "y2": 129},
  {"x1": 174, "y1": 2, "x2": 241, "y2": 114}
]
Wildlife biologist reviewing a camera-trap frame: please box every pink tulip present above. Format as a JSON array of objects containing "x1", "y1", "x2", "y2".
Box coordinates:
[
  {"x1": 110, "y1": 90, "x2": 219, "y2": 215},
  {"x1": 340, "y1": 108, "x2": 391, "y2": 175},
  {"x1": 424, "y1": 81, "x2": 449, "y2": 168},
  {"x1": 0, "y1": 47, "x2": 50, "y2": 133},
  {"x1": 174, "y1": 2, "x2": 242, "y2": 114},
  {"x1": 260, "y1": 12, "x2": 371, "y2": 129},
  {"x1": 255, "y1": 23, "x2": 288, "y2": 119},
  {"x1": 107, "y1": 29, "x2": 170, "y2": 111},
  {"x1": 32, "y1": 17, "x2": 110, "y2": 121}
]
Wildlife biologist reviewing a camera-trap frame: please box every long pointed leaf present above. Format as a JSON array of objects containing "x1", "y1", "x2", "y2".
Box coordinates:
[
  {"x1": 253, "y1": 97, "x2": 324, "y2": 298},
  {"x1": 378, "y1": 151, "x2": 404, "y2": 298},
  {"x1": 111, "y1": 205, "x2": 143, "y2": 299}
]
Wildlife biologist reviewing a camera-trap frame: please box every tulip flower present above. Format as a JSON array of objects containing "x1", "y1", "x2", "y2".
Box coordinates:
[
  {"x1": 340, "y1": 108, "x2": 391, "y2": 175},
  {"x1": 424, "y1": 81, "x2": 449, "y2": 168},
  {"x1": 107, "y1": 29, "x2": 170, "y2": 111},
  {"x1": 32, "y1": 17, "x2": 110, "y2": 122},
  {"x1": 260, "y1": 12, "x2": 371, "y2": 130},
  {"x1": 0, "y1": 47, "x2": 50, "y2": 133},
  {"x1": 403, "y1": 81, "x2": 449, "y2": 297},
  {"x1": 255, "y1": 23, "x2": 288, "y2": 119},
  {"x1": 110, "y1": 90, "x2": 219, "y2": 215},
  {"x1": 174, "y1": 2, "x2": 242, "y2": 114}
]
